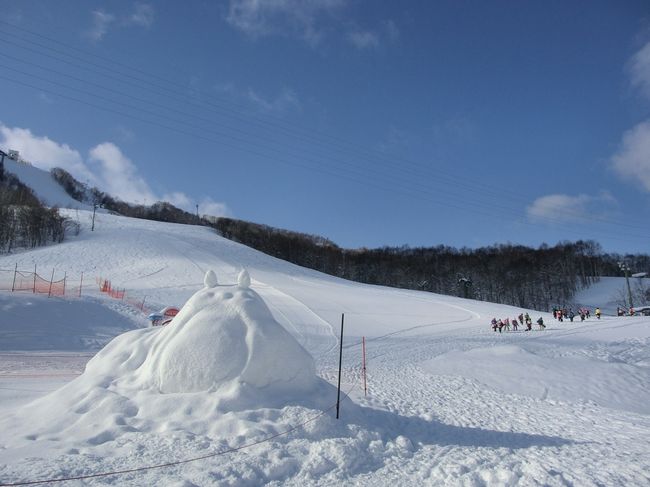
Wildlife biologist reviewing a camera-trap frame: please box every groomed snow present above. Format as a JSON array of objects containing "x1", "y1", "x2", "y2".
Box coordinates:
[{"x1": 0, "y1": 206, "x2": 649, "y2": 485}]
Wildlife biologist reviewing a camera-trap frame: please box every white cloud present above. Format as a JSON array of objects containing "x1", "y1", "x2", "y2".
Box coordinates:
[
  {"x1": 630, "y1": 41, "x2": 650, "y2": 100},
  {"x1": 0, "y1": 123, "x2": 94, "y2": 182},
  {"x1": 85, "y1": 4, "x2": 154, "y2": 42},
  {"x1": 198, "y1": 197, "x2": 230, "y2": 217},
  {"x1": 163, "y1": 193, "x2": 230, "y2": 218},
  {"x1": 527, "y1": 192, "x2": 617, "y2": 224},
  {"x1": 348, "y1": 29, "x2": 379, "y2": 50},
  {"x1": 127, "y1": 3, "x2": 154, "y2": 28},
  {"x1": 214, "y1": 83, "x2": 301, "y2": 115},
  {"x1": 246, "y1": 87, "x2": 301, "y2": 114},
  {"x1": 226, "y1": 0, "x2": 344, "y2": 44},
  {"x1": 88, "y1": 142, "x2": 157, "y2": 204},
  {"x1": 164, "y1": 191, "x2": 192, "y2": 209},
  {"x1": 611, "y1": 120, "x2": 650, "y2": 192},
  {"x1": 87, "y1": 10, "x2": 116, "y2": 42}
]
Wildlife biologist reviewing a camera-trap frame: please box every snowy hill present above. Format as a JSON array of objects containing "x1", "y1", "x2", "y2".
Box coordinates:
[
  {"x1": 0, "y1": 170, "x2": 649, "y2": 485},
  {"x1": 2, "y1": 157, "x2": 90, "y2": 209}
]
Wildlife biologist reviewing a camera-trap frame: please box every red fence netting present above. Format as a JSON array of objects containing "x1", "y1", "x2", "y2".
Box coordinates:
[
  {"x1": 1, "y1": 267, "x2": 152, "y2": 315},
  {"x1": 0, "y1": 266, "x2": 83, "y2": 297}
]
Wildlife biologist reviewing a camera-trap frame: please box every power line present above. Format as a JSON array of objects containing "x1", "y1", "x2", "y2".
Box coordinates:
[
  {"x1": 0, "y1": 25, "x2": 643, "y2": 233},
  {"x1": 1, "y1": 70, "x2": 649, "y2": 244},
  {"x1": 0, "y1": 28, "x2": 647, "y2": 244}
]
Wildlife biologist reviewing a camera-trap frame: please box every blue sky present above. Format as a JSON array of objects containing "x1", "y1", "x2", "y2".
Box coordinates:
[{"x1": 1, "y1": 1, "x2": 650, "y2": 254}]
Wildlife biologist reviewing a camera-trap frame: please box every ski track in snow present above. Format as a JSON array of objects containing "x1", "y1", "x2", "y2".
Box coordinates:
[{"x1": 0, "y1": 211, "x2": 649, "y2": 486}]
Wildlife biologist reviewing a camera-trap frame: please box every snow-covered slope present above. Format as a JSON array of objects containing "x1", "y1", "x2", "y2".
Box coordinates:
[
  {"x1": 572, "y1": 276, "x2": 648, "y2": 314},
  {"x1": 0, "y1": 196, "x2": 649, "y2": 484},
  {"x1": 3, "y1": 157, "x2": 90, "y2": 209}
]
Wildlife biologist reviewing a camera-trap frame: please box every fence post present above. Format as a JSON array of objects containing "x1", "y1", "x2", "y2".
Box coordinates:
[
  {"x1": 79, "y1": 272, "x2": 83, "y2": 297},
  {"x1": 48, "y1": 268, "x2": 55, "y2": 297},
  {"x1": 11, "y1": 263, "x2": 17, "y2": 292},
  {"x1": 336, "y1": 313, "x2": 345, "y2": 420},
  {"x1": 362, "y1": 336, "x2": 367, "y2": 397},
  {"x1": 33, "y1": 264, "x2": 36, "y2": 293}
]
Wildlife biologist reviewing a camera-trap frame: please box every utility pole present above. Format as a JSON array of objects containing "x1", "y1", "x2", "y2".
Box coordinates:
[
  {"x1": 618, "y1": 261, "x2": 633, "y2": 310},
  {"x1": 91, "y1": 203, "x2": 98, "y2": 231},
  {"x1": 336, "y1": 313, "x2": 344, "y2": 419}
]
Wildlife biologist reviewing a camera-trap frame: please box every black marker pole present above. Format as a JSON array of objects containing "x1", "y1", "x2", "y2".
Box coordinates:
[{"x1": 336, "y1": 313, "x2": 344, "y2": 419}]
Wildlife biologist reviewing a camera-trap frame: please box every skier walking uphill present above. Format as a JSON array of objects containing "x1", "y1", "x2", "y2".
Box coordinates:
[
  {"x1": 537, "y1": 317, "x2": 546, "y2": 330},
  {"x1": 524, "y1": 313, "x2": 532, "y2": 326}
]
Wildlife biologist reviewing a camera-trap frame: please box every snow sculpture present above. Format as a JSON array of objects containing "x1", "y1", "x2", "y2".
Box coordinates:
[
  {"x1": 204, "y1": 269, "x2": 218, "y2": 288},
  {"x1": 238, "y1": 269, "x2": 251, "y2": 288},
  {"x1": 139, "y1": 270, "x2": 318, "y2": 400}
]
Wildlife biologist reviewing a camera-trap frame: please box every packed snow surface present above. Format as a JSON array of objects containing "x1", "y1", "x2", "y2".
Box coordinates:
[{"x1": 0, "y1": 209, "x2": 649, "y2": 486}]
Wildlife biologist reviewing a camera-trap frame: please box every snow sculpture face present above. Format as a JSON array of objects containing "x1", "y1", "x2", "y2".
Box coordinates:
[{"x1": 145, "y1": 270, "x2": 317, "y2": 399}]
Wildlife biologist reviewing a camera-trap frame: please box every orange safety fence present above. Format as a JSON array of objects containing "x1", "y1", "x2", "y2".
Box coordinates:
[
  {"x1": 1, "y1": 267, "x2": 153, "y2": 316},
  {"x1": 0, "y1": 266, "x2": 78, "y2": 296},
  {"x1": 97, "y1": 276, "x2": 152, "y2": 315}
]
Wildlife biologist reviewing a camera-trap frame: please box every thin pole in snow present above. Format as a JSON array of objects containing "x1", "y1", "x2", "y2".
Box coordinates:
[
  {"x1": 48, "y1": 268, "x2": 55, "y2": 297},
  {"x1": 141, "y1": 295, "x2": 147, "y2": 311},
  {"x1": 362, "y1": 336, "x2": 367, "y2": 397},
  {"x1": 63, "y1": 272, "x2": 67, "y2": 296},
  {"x1": 11, "y1": 263, "x2": 17, "y2": 292},
  {"x1": 33, "y1": 264, "x2": 36, "y2": 293},
  {"x1": 336, "y1": 313, "x2": 344, "y2": 419},
  {"x1": 79, "y1": 272, "x2": 84, "y2": 297}
]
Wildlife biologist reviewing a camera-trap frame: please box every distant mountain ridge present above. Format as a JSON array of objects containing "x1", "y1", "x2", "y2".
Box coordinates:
[{"x1": 4, "y1": 161, "x2": 650, "y2": 311}]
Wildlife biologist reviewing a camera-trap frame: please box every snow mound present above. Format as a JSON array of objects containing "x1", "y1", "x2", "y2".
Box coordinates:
[
  {"x1": 137, "y1": 270, "x2": 318, "y2": 396},
  {"x1": 0, "y1": 271, "x2": 337, "y2": 455}
]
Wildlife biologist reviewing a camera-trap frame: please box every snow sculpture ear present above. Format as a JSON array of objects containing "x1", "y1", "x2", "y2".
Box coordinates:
[
  {"x1": 204, "y1": 270, "x2": 218, "y2": 288},
  {"x1": 238, "y1": 269, "x2": 251, "y2": 288}
]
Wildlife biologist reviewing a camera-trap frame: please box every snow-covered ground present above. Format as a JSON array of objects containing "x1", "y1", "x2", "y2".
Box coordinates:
[
  {"x1": 0, "y1": 210, "x2": 648, "y2": 486},
  {"x1": 0, "y1": 164, "x2": 649, "y2": 486}
]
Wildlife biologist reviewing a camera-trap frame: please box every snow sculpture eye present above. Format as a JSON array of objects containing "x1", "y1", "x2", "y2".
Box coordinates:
[
  {"x1": 204, "y1": 270, "x2": 218, "y2": 288},
  {"x1": 238, "y1": 269, "x2": 251, "y2": 288}
]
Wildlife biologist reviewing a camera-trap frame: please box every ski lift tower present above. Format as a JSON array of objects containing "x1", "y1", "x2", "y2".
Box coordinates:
[
  {"x1": 0, "y1": 149, "x2": 6, "y2": 176},
  {"x1": 618, "y1": 261, "x2": 634, "y2": 310}
]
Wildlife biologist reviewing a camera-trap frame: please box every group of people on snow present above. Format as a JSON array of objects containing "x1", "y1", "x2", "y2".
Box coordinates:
[
  {"x1": 490, "y1": 313, "x2": 544, "y2": 332},
  {"x1": 551, "y1": 306, "x2": 599, "y2": 322},
  {"x1": 491, "y1": 305, "x2": 610, "y2": 332},
  {"x1": 617, "y1": 306, "x2": 637, "y2": 316}
]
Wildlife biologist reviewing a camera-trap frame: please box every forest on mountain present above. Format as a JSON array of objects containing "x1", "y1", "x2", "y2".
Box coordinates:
[
  {"x1": 42, "y1": 168, "x2": 650, "y2": 310},
  {"x1": 211, "y1": 217, "x2": 649, "y2": 311}
]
